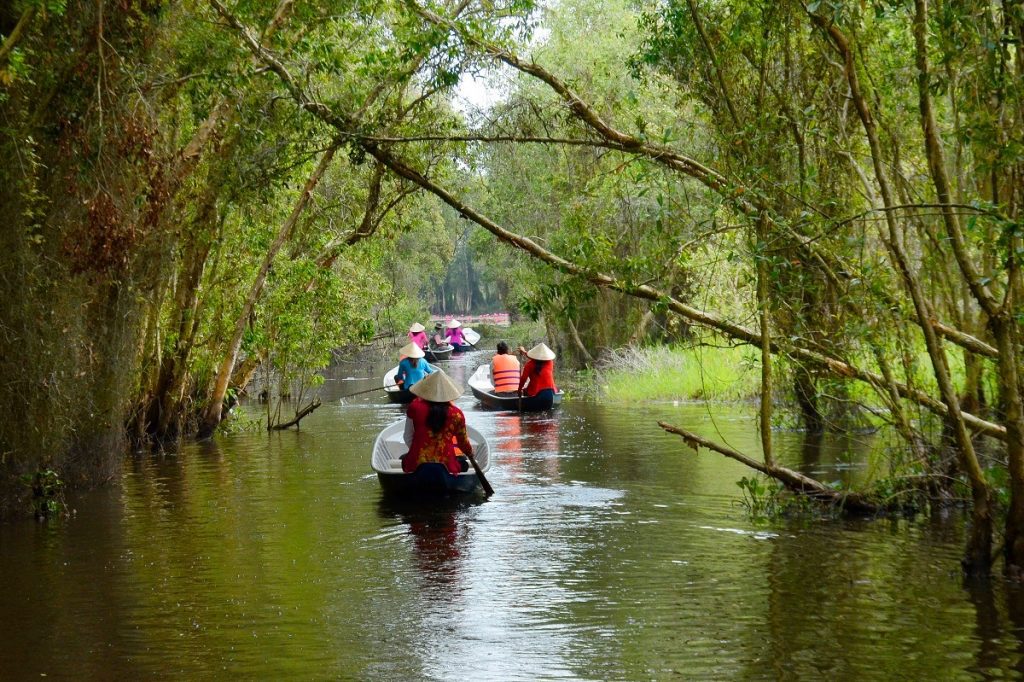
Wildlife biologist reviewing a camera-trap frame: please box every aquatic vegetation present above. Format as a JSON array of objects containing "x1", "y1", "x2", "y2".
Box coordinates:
[{"x1": 20, "y1": 470, "x2": 66, "y2": 520}]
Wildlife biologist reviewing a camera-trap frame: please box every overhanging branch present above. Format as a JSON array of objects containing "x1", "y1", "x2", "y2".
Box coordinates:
[{"x1": 208, "y1": 0, "x2": 1008, "y2": 443}]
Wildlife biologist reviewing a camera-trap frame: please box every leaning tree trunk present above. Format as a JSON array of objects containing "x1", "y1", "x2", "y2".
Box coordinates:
[
  {"x1": 756, "y1": 212, "x2": 774, "y2": 467},
  {"x1": 814, "y1": 12, "x2": 994, "y2": 574},
  {"x1": 198, "y1": 142, "x2": 339, "y2": 437},
  {"x1": 910, "y1": 0, "x2": 1024, "y2": 575}
]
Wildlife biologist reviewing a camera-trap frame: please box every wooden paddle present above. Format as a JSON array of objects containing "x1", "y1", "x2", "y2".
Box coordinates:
[
  {"x1": 465, "y1": 450, "x2": 494, "y2": 497},
  {"x1": 339, "y1": 384, "x2": 400, "y2": 401}
]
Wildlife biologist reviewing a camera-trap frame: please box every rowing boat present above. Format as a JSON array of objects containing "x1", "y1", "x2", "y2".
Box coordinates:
[
  {"x1": 425, "y1": 344, "x2": 454, "y2": 361},
  {"x1": 383, "y1": 363, "x2": 438, "y2": 404},
  {"x1": 467, "y1": 364, "x2": 563, "y2": 411},
  {"x1": 450, "y1": 327, "x2": 480, "y2": 353},
  {"x1": 371, "y1": 419, "x2": 492, "y2": 495}
]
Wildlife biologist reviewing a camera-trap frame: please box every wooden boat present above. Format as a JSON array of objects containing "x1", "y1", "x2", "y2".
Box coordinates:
[
  {"x1": 371, "y1": 419, "x2": 492, "y2": 495},
  {"x1": 467, "y1": 364, "x2": 563, "y2": 411},
  {"x1": 425, "y1": 344, "x2": 454, "y2": 361},
  {"x1": 383, "y1": 363, "x2": 437, "y2": 404}
]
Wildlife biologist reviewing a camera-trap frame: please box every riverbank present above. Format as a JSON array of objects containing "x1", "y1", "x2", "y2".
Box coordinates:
[{"x1": 592, "y1": 345, "x2": 762, "y2": 402}]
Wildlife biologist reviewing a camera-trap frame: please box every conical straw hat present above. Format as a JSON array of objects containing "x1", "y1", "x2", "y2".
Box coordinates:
[
  {"x1": 410, "y1": 369, "x2": 463, "y2": 402},
  {"x1": 399, "y1": 342, "x2": 425, "y2": 359},
  {"x1": 527, "y1": 343, "x2": 556, "y2": 361},
  {"x1": 447, "y1": 319, "x2": 461, "y2": 328},
  {"x1": 409, "y1": 322, "x2": 425, "y2": 333}
]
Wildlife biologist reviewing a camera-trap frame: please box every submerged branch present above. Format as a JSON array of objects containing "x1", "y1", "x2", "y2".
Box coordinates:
[
  {"x1": 271, "y1": 398, "x2": 322, "y2": 430},
  {"x1": 658, "y1": 421, "x2": 879, "y2": 514}
]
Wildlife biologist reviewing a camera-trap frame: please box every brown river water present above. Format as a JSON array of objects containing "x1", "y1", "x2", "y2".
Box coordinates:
[{"x1": 3, "y1": 348, "x2": 1024, "y2": 680}]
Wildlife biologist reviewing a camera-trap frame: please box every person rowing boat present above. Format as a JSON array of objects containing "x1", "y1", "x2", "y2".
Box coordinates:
[
  {"x1": 395, "y1": 342, "x2": 434, "y2": 390},
  {"x1": 401, "y1": 371, "x2": 473, "y2": 476},
  {"x1": 517, "y1": 343, "x2": 558, "y2": 402}
]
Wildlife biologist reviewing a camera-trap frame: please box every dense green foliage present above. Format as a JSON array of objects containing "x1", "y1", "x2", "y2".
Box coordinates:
[{"x1": 0, "y1": 0, "x2": 456, "y2": 513}]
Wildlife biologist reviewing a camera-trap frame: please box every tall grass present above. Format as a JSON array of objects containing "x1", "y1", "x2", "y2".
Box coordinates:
[{"x1": 597, "y1": 345, "x2": 762, "y2": 402}]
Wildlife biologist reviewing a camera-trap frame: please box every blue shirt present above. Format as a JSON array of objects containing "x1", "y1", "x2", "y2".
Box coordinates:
[{"x1": 395, "y1": 358, "x2": 434, "y2": 388}]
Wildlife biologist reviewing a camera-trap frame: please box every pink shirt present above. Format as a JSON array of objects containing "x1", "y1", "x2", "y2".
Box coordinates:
[{"x1": 408, "y1": 330, "x2": 428, "y2": 349}]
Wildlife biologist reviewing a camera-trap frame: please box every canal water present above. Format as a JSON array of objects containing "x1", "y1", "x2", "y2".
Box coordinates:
[{"x1": 2, "y1": 348, "x2": 1023, "y2": 679}]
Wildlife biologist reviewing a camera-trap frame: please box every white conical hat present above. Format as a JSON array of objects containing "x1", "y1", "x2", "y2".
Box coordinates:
[
  {"x1": 527, "y1": 343, "x2": 556, "y2": 361},
  {"x1": 409, "y1": 322, "x2": 425, "y2": 333},
  {"x1": 399, "y1": 342, "x2": 425, "y2": 359},
  {"x1": 447, "y1": 319, "x2": 461, "y2": 328},
  {"x1": 410, "y1": 369, "x2": 463, "y2": 402}
]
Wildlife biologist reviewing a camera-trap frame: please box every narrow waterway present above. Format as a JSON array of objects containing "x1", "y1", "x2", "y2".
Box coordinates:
[{"x1": 2, "y1": 348, "x2": 1023, "y2": 679}]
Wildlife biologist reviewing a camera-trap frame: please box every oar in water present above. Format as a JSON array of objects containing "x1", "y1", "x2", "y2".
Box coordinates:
[
  {"x1": 465, "y1": 450, "x2": 494, "y2": 497},
  {"x1": 339, "y1": 384, "x2": 400, "y2": 403}
]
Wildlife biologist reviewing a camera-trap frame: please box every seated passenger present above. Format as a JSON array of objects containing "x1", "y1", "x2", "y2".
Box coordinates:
[
  {"x1": 408, "y1": 323, "x2": 428, "y2": 350},
  {"x1": 394, "y1": 342, "x2": 434, "y2": 389},
  {"x1": 430, "y1": 322, "x2": 448, "y2": 349},
  {"x1": 490, "y1": 341, "x2": 521, "y2": 395},
  {"x1": 402, "y1": 370, "x2": 473, "y2": 475}
]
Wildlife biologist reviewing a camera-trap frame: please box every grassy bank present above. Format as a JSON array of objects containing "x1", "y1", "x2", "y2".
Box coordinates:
[{"x1": 596, "y1": 345, "x2": 762, "y2": 402}]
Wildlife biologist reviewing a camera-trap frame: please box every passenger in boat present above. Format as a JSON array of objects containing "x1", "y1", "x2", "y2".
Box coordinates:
[
  {"x1": 491, "y1": 341, "x2": 520, "y2": 395},
  {"x1": 444, "y1": 319, "x2": 466, "y2": 347},
  {"x1": 408, "y1": 322, "x2": 428, "y2": 350},
  {"x1": 430, "y1": 322, "x2": 448, "y2": 349},
  {"x1": 395, "y1": 342, "x2": 434, "y2": 389},
  {"x1": 402, "y1": 370, "x2": 473, "y2": 475},
  {"x1": 517, "y1": 343, "x2": 558, "y2": 399}
]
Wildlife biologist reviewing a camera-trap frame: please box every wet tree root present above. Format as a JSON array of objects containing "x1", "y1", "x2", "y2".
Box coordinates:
[{"x1": 658, "y1": 421, "x2": 880, "y2": 514}]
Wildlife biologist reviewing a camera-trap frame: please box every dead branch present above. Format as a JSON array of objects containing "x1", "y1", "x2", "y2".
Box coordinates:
[
  {"x1": 658, "y1": 421, "x2": 879, "y2": 514},
  {"x1": 271, "y1": 398, "x2": 322, "y2": 430}
]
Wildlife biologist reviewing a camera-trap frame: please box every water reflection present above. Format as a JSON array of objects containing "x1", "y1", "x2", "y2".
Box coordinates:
[
  {"x1": 8, "y1": 352, "x2": 1024, "y2": 679},
  {"x1": 377, "y1": 498, "x2": 473, "y2": 585},
  {"x1": 522, "y1": 414, "x2": 561, "y2": 479},
  {"x1": 493, "y1": 414, "x2": 524, "y2": 480}
]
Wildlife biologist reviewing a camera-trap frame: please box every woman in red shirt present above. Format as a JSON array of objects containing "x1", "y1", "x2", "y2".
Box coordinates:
[
  {"x1": 402, "y1": 370, "x2": 473, "y2": 475},
  {"x1": 517, "y1": 343, "x2": 558, "y2": 398}
]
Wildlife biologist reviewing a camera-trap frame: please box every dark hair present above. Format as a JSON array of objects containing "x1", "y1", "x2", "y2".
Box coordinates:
[
  {"x1": 426, "y1": 400, "x2": 449, "y2": 432},
  {"x1": 496, "y1": 341, "x2": 509, "y2": 354},
  {"x1": 409, "y1": 357, "x2": 419, "y2": 368},
  {"x1": 532, "y1": 359, "x2": 550, "y2": 374}
]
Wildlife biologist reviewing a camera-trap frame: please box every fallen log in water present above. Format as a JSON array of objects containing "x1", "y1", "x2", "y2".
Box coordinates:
[{"x1": 657, "y1": 421, "x2": 880, "y2": 514}]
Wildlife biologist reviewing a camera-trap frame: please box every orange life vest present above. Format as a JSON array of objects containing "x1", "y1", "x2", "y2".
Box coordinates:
[{"x1": 491, "y1": 354, "x2": 520, "y2": 393}]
